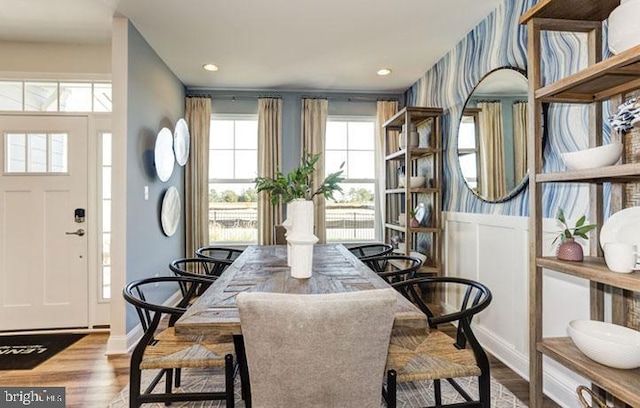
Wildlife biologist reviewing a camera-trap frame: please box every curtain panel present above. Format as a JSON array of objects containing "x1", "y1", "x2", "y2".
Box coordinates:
[
  {"x1": 477, "y1": 101, "x2": 506, "y2": 200},
  {"x1": 257, "y1": 98, "x2": 283, "y2": 245},
  {"x1": 301, "y1": 98, "x2": 328, "y2": 243},
  {"x1": 185, "y1": 96, "x2": 211, "y2": 256},
  {"x1": 376, "y1": 101, "x2": 398, "y2": 241},
  {"x1": 512, "y1": 101, "x2": 528, "y2": 183}
]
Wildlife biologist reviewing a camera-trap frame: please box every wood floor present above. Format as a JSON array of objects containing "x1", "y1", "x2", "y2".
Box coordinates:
[{"x1": 0, "y1": 331, "x2": 561, "y2": 407}]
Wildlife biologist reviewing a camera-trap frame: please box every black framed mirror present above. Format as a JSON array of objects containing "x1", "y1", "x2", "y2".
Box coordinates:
[{"x1": 457, "y1": 67, "x2": 529, "y2": 203}]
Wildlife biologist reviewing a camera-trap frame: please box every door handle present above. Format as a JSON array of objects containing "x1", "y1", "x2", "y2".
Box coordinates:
[{"x1": 65, "y1": 229, "x2": 85, "y2": 237}]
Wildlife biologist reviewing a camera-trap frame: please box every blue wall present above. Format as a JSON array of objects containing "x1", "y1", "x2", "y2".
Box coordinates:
[
  {"x1": 125, "y1": 22, "x2": 186, "y2": 331},
  {"x1": 405, "y1": 0, "x2": 611, "y2": 219}
]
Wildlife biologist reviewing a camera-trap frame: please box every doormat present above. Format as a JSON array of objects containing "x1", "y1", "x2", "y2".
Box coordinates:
[{"x1": 0, "y1": 333, "x2": 86, "y2": 370}]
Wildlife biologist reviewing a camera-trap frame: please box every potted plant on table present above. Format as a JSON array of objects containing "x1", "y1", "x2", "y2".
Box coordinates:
[
  {"x1": 254, "y1": 151, "x2": 344, "y2": 278},
  {"x1": 552, "y1": 208, "x2": 597, "y2": 262}
]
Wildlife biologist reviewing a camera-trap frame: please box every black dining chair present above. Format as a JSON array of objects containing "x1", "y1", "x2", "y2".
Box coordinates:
[
  {"x1": 361, "y1": 254, "x2": 423, "y2": 282},
  {"x1": 169, "y1": 257, "x2": 225, "y2": 298},
  {"x1": 195, "y1": 246, "x2": 244, "y2": 275},
  {"x1": 347, "y1": 243, "x2": 393, "y2": 260},
  {"x1": 384, "y1": 276, "x2": 493, "y2": 408},
  {"x1": 123, "y1": 275, "x2": 236, "y2": 408}
]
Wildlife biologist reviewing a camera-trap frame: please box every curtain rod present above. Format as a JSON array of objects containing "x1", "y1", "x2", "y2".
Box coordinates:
[{"x1": 186, "y1": 93, "x2": 398, "y2": 103}]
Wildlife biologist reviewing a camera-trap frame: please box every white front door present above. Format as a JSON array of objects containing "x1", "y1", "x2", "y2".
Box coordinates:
[{"x1": 0, "y1": 115, "x2": 89, "y2": 331}]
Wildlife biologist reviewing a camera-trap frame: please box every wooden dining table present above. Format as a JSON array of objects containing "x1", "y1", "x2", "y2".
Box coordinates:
[{"x1": 174, "y1": 243, "x2": 428, "y2": 405}]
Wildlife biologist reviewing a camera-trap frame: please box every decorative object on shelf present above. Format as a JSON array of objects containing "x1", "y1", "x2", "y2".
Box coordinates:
[
  {"x1": 255, "y1": 151, "x2": 344, "y2": 279},
  {"x1": 607, "y1": 0, "x2": 640, "y2": 55},
  {"x1": 603, "y1": 242, "x2": 638, "y2": 273},
  {"x1": 413, "y1": 203, "x2": 430, "y2": 227},
  {"x1": 173, "y1": 118, "x2": 190, "y2": 166},
  {"x1": 154, "y1": 127, "x2": 175, "y2": 182},
  {"x1": 398, "y1": 123, "x2": 419, "y2": 149},
  {"x1": 160, "y1": 186, "x2": 180, "y2": 237},
  {"x1": 400, "y1": 176, "x2": 426, "y2": 188},
  {"x1": 600, "y1": 206, "x2": 640, "y2": 255},
  {"x1": 608, "y1": 97, "x2": 640, "y2": 133},
  {"x1": 397, "y1": 164, "x2": 405, "y2": 187},
  {"x1": 568, "y1": 319, "x2": 640, "y2": 369},
  {"x1": 560, "y1": 142, "x2": 623, "y2": 170},
  {"x1": 409, "y1": 209, "x2": 420, "y2": 228},
  {"x1": 553, "y1": 209, "x2": 596, "y2": 262},
  {"x1": 577, "y1": 385, "x2": 610, "y2": 408}
]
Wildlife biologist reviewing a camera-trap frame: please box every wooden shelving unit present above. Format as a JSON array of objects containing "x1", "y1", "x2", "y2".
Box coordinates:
[
  {"x1": 382, "y1": 106, "x2": 443, "y2": 274},
  {"x1": 521, "y1": 1, "x2": 640, "y2": 407}
]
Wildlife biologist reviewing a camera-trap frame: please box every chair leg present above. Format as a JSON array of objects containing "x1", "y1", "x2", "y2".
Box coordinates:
[
  {"x1": 434, "y1": 379, "x2": 442, "y2": 406},
  {"x1": 129, "y1": 367, "x2": 142, "y2": 408},
  {"x1": 165, "y1": 369, "x2": 173, "y2": 406},
  {"x1": 386, "y1": 369, "x2": 397, "y2": 408},
  {"x1": 225, "y1": 354, "x2": 235, "y2": 408},
  {"x1": 175, "y1": 368, "x2": 181, "y2": 388},
  {"x1": 233, "y1": 334, "x2": 251, "y2": 406},
  {"x1": 478, "y1": 372, "x2": 490, "y2": 407}
]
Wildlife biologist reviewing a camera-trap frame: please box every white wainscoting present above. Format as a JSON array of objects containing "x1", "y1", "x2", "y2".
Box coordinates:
[{"x1": 444, "y1": 212, "x2": 592, "y2": 408}]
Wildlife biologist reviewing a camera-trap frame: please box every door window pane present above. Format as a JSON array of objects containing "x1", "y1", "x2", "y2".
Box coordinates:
[
  {"x1": 0, "y1": 81, "x2": 23, "y2": 111},
  {"x1": 28, "y1": 134, "x2": 47, "y2": 172},
  {"x1": 6, "y1": 133, "x2": 26, "y2": 172},
  {"x1": 93, "y1": 83, "x2": 112, "y2": 112},
  {"x1": 60, "y1": 82, "x2": 92, "y2": 112},
  {"x1": 4, "y1": 132, "x2": 68, "y2": 173},
  {"x1": 25, "y1": 82, "x2": 58, "y2": 112}
]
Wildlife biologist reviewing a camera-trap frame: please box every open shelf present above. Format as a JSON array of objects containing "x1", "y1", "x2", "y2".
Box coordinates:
[
  {"x1": 535, "y1": 163, "x2": 640, "y2": 183},
  {"x1": 538, "y1": 337, "x2": 640, "y2": 407},
  {"x1": 534, "y1": 44, "x2": 640, "y2": 103},
  {"x1": 537, "y1": 257, "x2": 640, "y2": 292},
  {"x1": 385, "y1": 148, "x2": 440, "y2": 161},
  {"x1": 383, "y1": 107, "x2": 443, "y2": 130},
  {"x1": 519, "y1": 0, "x2": 619, "y2": 24}
]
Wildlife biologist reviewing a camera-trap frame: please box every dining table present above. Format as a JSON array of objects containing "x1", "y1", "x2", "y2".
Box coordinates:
[{"x1": 174, "y1": 243, "x2": 428, "y2": 405}]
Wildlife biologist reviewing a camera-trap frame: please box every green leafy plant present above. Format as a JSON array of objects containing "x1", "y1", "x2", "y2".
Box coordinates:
[
  {"x1": 254, "y1": 151, "x2": 345, "y2": 205},
  {"x1": 552, "y1": 208, "x2": 596, "y2": 244}
]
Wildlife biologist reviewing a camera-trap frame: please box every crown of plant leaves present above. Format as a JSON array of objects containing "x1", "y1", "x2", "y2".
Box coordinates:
[{"x1": 552, "y1": 208, "x2": 597, "y2": 245}]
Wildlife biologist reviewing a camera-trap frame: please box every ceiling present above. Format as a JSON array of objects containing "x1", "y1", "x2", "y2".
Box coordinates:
[{"x1": 0, "y1": 0, "x2": 501, "y2": 93}]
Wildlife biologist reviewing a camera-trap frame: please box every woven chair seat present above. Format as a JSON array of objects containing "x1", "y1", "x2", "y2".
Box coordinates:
[
  {"x1": 140, "y1": 327, "x2": 235, "y2": 370},
  {"x1": 386, "y1": 327, "x2": 481, "y2": 383}
]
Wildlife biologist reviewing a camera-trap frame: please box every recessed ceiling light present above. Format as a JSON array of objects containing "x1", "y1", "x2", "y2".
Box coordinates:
[
  {"x1": 203, "y1": 64, "x2": 219, "y2": 72},
  {"x1": 377, "y1": 68, "x2": 392, "y2": 76}
]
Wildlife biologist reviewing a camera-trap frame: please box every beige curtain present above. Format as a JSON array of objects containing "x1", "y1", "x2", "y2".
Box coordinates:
[
  {"x1": 301, "y1": 98, "x2": 328, "y2": 243},
  {"x1": 257, "y1": 98, "x2": 283, "y2": 245},
  {"x1": 477, "y1": 101, "x2": 506, "y2": 200},
  {"x1": 375, "y1": 101, "x2": 398, "y2": 241},
  {"x1": 185, "y1": 96, "x2": 211, "y2": 256},
  {"x1": 512, "y1": 101, "x2": 528, "y2": 182}
]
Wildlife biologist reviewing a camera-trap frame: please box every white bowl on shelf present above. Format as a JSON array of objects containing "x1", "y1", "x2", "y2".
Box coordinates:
[
  {"x1": 608, "y1": 0, "x2": 640, "y2": 54},
  {"x1": 560, "y1": 143, "x2": 623, "y2": 170},
  {"x1": 408, "y1": 176, "x2": 426, "y2": 188},
  {"x1": 567, "y1": 319, "x2": 640, "y2": 369}
]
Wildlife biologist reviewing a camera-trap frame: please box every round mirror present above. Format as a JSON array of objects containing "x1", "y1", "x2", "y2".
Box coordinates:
[{"x1": 457, "y1": 67, "x2": 529, "y2": 202}]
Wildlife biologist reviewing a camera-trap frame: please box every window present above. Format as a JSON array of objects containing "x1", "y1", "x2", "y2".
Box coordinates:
[
  {"x1": 4, "y1": 132, "x2": 68, "y2": 173},
  {"x1": 458, "y1": 110, "x2": 480, "y2": 190},
  {"x1": 209, "y1": 116, "x2": 258, "y2": 243},
  {"x1": 100, "y1": 132, "x2": 112, "y2": 300},
  {"x1": 325, "y1": 118, "x2": 376, "y2": 242},
  {"x1": 0, "y1": 80, "x2": 112, "y2": 112}
]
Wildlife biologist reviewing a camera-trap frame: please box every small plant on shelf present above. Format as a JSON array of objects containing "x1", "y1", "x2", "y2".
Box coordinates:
[{"x1": 553, "y1": 208, "x2": 596, "y2": 262}]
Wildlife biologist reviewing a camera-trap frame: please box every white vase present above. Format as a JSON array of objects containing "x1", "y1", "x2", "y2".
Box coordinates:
[
  {"x1": 608, "y1": 0, "x2": 640, "y2": 54},
  {"x1": 285, "y1": 199, "x2": 318, "y2": 279}
]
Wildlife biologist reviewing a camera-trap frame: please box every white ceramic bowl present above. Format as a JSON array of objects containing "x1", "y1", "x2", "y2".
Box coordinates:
[
  {"x1": 567, "y1": 319, "x2": 640, "y2": 369},
  {"x1": 608, "y1": 0, "x2": 640, "y2": 54},
  {"x1": 561, "y1": 143, "x2": 623, "y2": 170},
  {"x1": 408, "y1": 176, "x2": 426, "y2": 188}
]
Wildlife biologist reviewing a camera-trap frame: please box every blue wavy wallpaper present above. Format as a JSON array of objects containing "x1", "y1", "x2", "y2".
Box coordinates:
[{"x1": 405, "y1": 0, "x2": 612, "y2": 219}]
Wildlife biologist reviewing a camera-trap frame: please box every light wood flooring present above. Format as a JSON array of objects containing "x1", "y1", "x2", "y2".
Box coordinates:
[{"x1": 0, "y1": 331, "x2": 561, "y2": 407}]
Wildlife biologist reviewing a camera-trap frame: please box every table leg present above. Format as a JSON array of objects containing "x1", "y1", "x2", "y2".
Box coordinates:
[{"x1": 233, "y1": 334, "x2": 251, "y2": 407}]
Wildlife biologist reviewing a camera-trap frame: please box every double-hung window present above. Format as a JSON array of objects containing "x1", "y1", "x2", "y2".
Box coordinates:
[
  {"x1": 325, "y1": 117, "x2": 376, "y2": 242},
  {"x1": 208, "y1": 115, "x2": 258, "y2": 244}
]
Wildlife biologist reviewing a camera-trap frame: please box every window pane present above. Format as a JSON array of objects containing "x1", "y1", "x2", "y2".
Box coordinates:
[
  {"x1": 348, "y1": 122, "x2": 374, "y2": 150},
  {"x1": 326, "y1": 182, "x2": 375, "y2": 242},
  {"x1": 102, "y1": 133, "x2": 112, "y2": 165},
  {"x1": 102, "y1": 168, "x2": 112, "y2": 199},
  {"x1": 459, "y1": 116, "x2": 477, "y2": 149},
  {"x1": 459, "y1": 153, "x2": 477, "y2": 189},
  {"x1": 0, "y1": 81, "x2": 23, "y2": 111},
  {"x1": 235, "y1": 150, "x2": 257, "y2": 179},
  {"x1": 60, "y1": 82, "x2": 92, "y2": 112},
  {"x1": 326, "y1": 121, "x2": 347, "y2": 149},
  {"x1": 209, "y1": 182, "x2": 257, "y2": 243},
  {"x1": 348, "y1": 151, "x2": 374, "y2": 179},
  {"x1": 102, "y1": 201, "x2": 112, "y2": 233},
  {"x1": 102, "y1": 265, "x2": 111, "y2": 299},
  {"x1": 93, "y1": 83, "x2": 112, "y2": 112},
  {"x1": 325, "y1": 150, "x2": 347, "y2": 177},
  {"x1": 209, "y1": 150, "x2": 234, "y2": 178},
  {"x1": 25, "y1": 82, "x2": 57, "y2": 112},
  {"x1": 211, "y1": 120, "x2": 234, "y2": 149},
  {"x1": 49, "y1": 133, "x2": 67, "y2": 172},
  {"x1": 6, "y1": 133, "x2": 26, "y2": 172},
  {"x1": 28, "y1": 133, "x2": 47, "y2": 172},
  {"x1": 235, "y1": 120, "x2": 258, "y2": 149}
]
